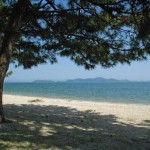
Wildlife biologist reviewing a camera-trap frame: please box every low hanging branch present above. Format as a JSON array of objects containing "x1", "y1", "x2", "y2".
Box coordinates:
[{"x1": 0, "y1": 0, "x2": 149, "y2": 123}]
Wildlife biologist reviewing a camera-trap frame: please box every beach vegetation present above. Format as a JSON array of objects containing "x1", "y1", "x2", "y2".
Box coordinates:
[
  {"x1": 0, "y1": 0, "x2": 150, "y2": 122},
  {"x1": 6, "y1": 70, "x2": 13, "y2": 77}
]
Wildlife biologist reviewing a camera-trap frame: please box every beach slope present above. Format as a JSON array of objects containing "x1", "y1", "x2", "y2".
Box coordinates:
[{"x1": 0, "y1": 94, "x2": 150, "y2": 149}]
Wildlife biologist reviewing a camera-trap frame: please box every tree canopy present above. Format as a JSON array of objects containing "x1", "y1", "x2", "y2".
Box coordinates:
[
  {"x1": 0, "y1": 0, "x2": 150, "y2": 123},
  {"x1": 0, "y1": 0, "x2": 149, "y2": 70}
]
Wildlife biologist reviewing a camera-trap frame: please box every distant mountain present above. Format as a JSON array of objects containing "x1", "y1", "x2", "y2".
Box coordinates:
[
  {"x1": 32, "y1": 80, "x2": 54, "y2": 83},
  {"x1": 64, "y1": 77, "x2": 129, "y2": 83},
  {"x1": 32, "y1": 77, "x2": 130, "y2": 83}
]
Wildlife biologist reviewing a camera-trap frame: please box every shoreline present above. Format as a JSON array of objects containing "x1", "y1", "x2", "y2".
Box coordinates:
[
  {"x1": 3, "y1": 93, "x2": 150, "y2": 105},
  {"x1": 1, "y1": 94, "x2": 150, "y2": 149},
  {"x1": 3, "y1": 94, "x2": 150, "y2": 125}
]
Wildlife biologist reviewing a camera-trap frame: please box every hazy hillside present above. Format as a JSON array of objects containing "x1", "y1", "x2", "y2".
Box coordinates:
[{"x1": 33, "y1": 77, "x2": 129, "y2": 83}]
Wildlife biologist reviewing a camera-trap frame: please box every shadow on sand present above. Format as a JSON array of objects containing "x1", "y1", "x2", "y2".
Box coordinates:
[{"x1": 0, "y1": 104, "x2": 150, "y2": 150}]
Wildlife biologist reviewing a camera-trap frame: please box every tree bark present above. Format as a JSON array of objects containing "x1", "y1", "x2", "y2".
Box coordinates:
[
  {"x1": 0, "y1": 54, "x2": 10, "y2": 122},
  {"x1": 0, "y1": 0, "x2": 29, "y2": 123},
  {"x1": 0, "y1": 77, "x2": 5, "y2": 122}
]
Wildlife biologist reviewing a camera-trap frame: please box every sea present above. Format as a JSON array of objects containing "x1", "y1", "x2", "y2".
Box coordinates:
[{"x1": 3, "y1": 82, "x2": 150, "y2": 104}]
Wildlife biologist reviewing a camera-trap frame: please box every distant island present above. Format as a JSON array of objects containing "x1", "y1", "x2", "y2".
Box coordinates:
[{"x1": 33, "y1": 77, "x2": 130, "y2": 83}]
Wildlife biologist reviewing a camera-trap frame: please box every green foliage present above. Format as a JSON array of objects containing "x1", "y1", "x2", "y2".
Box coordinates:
[
  {"x1": 0, "y1": 0, "x2": 149, "y2": 69},
  {"x1": 6, "y1": 71, "x2": 13, "y2": 77},
  {"x1": 0, "y1": 1, "x2": 3, "y2": 7}
]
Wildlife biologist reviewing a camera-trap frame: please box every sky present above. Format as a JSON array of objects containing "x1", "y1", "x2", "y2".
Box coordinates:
[
  {"x1": 3, "y1": 1, "x2": 149, "y2": 82},
  {"x1": 5, "y1": 57, "x2": 150, "y2": 82}
]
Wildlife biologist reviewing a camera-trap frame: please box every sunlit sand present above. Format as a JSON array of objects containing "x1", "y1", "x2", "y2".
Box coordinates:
[{"x1": 1, "y1": 94, "x2": 150, "y2": 149}]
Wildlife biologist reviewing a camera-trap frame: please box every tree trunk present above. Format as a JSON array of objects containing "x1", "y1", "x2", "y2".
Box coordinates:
[
  {"x1": 0, "y1": 78, "x2": 5, "y2": 122},
  {"x1": 0, "y1": 0, "x2": 30, "y2": 123},
  {"x1": 0, "y1": 54, "x2": 10, "y2": 123}
]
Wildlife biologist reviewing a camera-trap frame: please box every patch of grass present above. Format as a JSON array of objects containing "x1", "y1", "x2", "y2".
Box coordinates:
[{"x1": 28, "y1": 99, "x2": 43, "y2": 103}]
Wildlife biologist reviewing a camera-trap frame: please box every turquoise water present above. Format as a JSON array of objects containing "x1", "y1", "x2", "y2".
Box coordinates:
[{"x1": 3, "y1": 82, "x2": 150, "y2": 104}]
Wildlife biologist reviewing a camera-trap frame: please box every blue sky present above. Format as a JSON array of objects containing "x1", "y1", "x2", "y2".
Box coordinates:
[{"x1": 5, "y1": 57, "x2": 150, "y2": 82}]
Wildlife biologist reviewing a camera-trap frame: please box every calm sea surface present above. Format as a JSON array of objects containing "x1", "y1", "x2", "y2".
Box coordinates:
[{"x1": 4, "y1": 82, "x2": 150, "y2": 104}]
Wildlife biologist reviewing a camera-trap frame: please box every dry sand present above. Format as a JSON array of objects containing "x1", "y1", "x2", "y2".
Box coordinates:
[
  {"x1": 3, "y1": 94, "x2": 150, "y2": 124},
  {"x1": 0, "y1": 94, "x2": 150, "y2": 150}
]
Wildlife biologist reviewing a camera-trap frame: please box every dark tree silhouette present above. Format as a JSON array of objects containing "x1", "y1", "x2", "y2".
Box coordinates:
[{"x1": 0, "y1": 0, "x2": 149, "y2": 122}]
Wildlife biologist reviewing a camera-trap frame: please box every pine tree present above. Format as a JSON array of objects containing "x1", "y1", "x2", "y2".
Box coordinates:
[{"x1": 0, "y1": 0, "x2": 149, "y2": 122}]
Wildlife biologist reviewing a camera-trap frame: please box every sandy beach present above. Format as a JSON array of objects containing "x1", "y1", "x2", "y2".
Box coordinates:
[{"x1": 1, "y1": 94, "x2": 150, "y2": 149}]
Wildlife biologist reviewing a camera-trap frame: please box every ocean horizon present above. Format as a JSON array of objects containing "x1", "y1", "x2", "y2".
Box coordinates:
[{"x1": 4, "y1": 82, "x2": 150, "y2": 104}]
